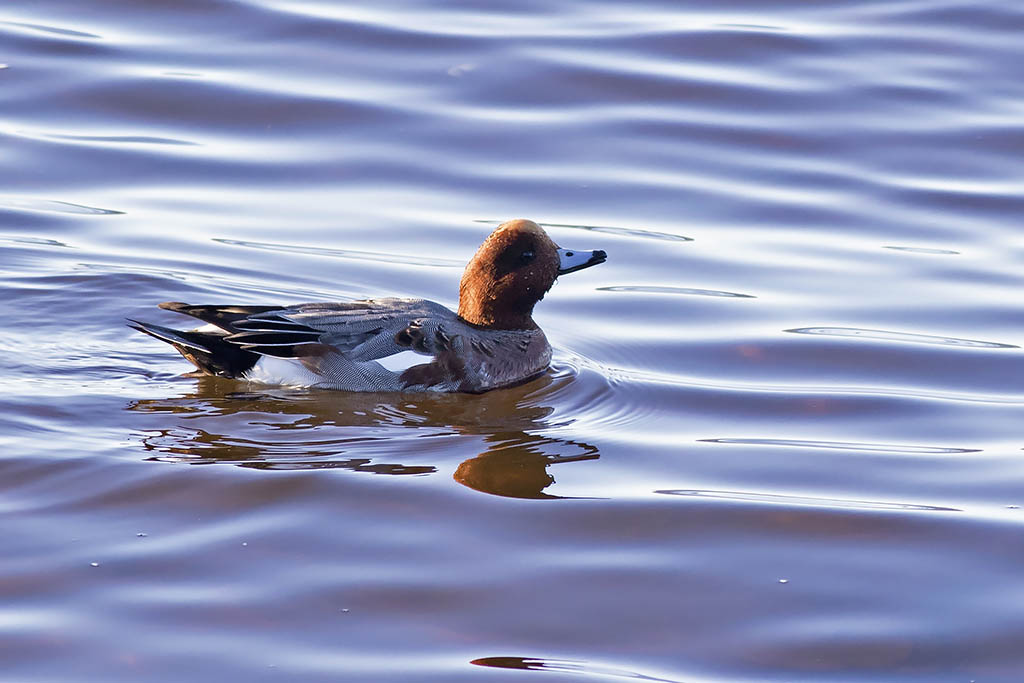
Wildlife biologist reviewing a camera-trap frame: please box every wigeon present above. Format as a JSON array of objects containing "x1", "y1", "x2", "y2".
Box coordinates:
[{"x1": 130, "y1": 219, "x2": 606, "y2": 393}]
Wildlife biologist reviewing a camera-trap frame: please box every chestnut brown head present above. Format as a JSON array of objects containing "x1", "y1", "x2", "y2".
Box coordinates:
[{"x1": 457, "y1": 219, "x2": 606, "y2": 330}]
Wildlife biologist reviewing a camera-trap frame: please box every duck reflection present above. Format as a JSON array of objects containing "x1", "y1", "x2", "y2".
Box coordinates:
[
  {"x1": 128, "y1": 372, "x2": 599, "y2": 498},
  {"x1": 454, "y1": 432, "x2": 598, "y2": 499}
]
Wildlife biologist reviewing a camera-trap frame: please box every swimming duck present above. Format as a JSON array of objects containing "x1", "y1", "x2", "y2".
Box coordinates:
[{"x1": 130, "y1": 219, "x2": 606, "y2": 393}]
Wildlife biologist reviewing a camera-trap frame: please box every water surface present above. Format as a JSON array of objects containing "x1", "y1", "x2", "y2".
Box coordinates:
[{"x1": 4, "y1": 1, "x2": 1024, "y2": 681}]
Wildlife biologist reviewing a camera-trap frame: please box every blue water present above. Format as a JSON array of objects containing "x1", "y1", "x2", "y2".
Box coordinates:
[{"x1": 3, "y1": 1, "x2": 1024, "y2": 681}]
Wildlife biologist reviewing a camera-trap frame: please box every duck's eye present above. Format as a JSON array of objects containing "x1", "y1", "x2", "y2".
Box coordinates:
[{"x1": 520, "y1": 250, "x2": 535, "y2": 264}]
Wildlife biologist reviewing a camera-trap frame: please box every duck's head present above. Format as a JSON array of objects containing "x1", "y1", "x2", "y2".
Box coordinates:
[{"x1": 458, "y1": 219, "x2": 606, "y2": 330}]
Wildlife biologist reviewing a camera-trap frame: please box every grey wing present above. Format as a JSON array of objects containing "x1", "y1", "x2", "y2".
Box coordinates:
[
  {"x1": 284, "y1": 298, "x2": 457, "y2": 362},
  {"x1": 223, "y1": 298, "x2": 449, "y2": 356},
  {"x1": 281, "y1": 301, "x2": 550, "y2": 392},
  {"x1": 224, "y1": 298, "x2": 462, "y2": 391}
]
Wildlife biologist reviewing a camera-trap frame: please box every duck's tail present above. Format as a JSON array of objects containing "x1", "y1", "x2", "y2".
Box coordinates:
[{"x1": 128, "y1": 318, "x2": 260, "y2": 378}]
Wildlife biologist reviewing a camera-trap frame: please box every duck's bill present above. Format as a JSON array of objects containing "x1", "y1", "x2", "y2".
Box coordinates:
[{"x1": 557, "y1": 248, "x2": 607, "y2": 275}]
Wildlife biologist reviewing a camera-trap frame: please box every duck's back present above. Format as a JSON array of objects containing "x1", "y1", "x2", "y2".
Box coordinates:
[
  {"x1": 267, "y1": 298, "x2": 552, "y2": 392},
  {"x1": 133, "y1": 297, "x2": 551, "y2": 393}
]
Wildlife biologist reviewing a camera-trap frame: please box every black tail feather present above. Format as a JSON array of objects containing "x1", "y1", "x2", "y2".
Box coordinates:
[
  {"x1": 129, "y1": 319, "x2": 260, "y2": 378},
  {"x1": 225, "y1": 330, "x2": 322, "y2": 346},
  {"x1": 222, "y1": 314, "x2": 325, "y2": 358}
]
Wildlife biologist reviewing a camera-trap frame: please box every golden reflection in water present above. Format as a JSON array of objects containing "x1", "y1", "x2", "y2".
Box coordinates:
[
  {"x1": 454, "y1": 433, "x2": 598, "y2": 499},
  {"x1": 128, "y1": 374, "x2": 599, "y2": 499}
]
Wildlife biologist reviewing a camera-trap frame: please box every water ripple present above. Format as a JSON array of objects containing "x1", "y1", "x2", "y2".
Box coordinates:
[
  {"x1": 786, "y1": 327, "x2": 1018, "y2": 349},
  {"x1": 475, "y1": 220, "x2": 692, "y2": 242},
  {"x1": 212, "y1": 238, "x2": 463, "y2": 268},
  {"x1": 539, "y1": 221, "x2": 693, "y2": 242},
  {"x1": 33, "y1": 131, "x2": 199, "y2": 147},
  {"x1": 699, "y1": 438, "x2": 980, "y2": 455},
  {"x1": 0, "y1": 20, "x2": 100, "y2": 39},
  {"x1": 883, "y1": 245, "x2": 961, "y2": 255},
  {"x1": 471, "y1": 656, "x2": 684, "y2": 682},
  {"x1": 598, "y1": 285, "x2": 755, "y2": 298},
  {"x1": 656, "y1": 489, "x2": 961, "y2": 512},
  {"x1": 0, "y1": 197, "x2": 123, "y2": 215},
  {"x1": 0, "y1": 236, "x2": 70, "y2": 248},
  {"x1": 596, "y1": 364, "x2": 1024, "y2": 406}
]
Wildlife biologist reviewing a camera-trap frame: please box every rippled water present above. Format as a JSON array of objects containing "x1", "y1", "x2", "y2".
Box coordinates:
[{"x1": 4, "y1": 1, "x2": 1024, "y2": 681}]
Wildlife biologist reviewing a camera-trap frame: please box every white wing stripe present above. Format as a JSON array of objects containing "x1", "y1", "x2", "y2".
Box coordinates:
[{"x1": 375, "y1": 350, "x2": 428, "y2": 373}]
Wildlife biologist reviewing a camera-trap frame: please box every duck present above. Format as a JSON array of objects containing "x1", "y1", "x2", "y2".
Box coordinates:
[{"x1": 129, "y1": 219, "x2": 606, "y2": 393}]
